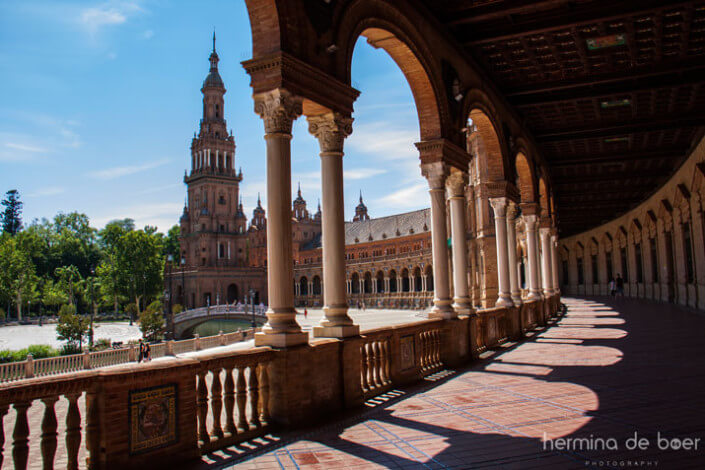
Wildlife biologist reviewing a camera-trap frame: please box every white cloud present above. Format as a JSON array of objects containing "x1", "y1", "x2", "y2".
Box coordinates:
[
  {"x1": 136, "y1": 183, "x2": 182, "y2": 195},
  {"x1": 27, "y1": 186, "x2": 65, "y2": 198},
  {"x1": 87, "y1": 158, "x2": 169, "y2": 180},
  {"x1": 344, "y1": 168, "x2": 386, "y2": 180},
  {"x1": 77, "y1": 1, "x2": 144, "y2": 35},
  {"x1": 347, "y1": 123, "x2": 418, "y2": 161},
  {"x1": 92, "y1": 202, "x2": 182, "y2": 232},
  {"x1": 376, "y1": 183, "x2": 428, "y2": 210},
  {"x1": 4, "y1": 142, "x2": 47, "y2": 153},
  {"x1": 142, "y1": 29, "x2": 154, "y2": 39}
]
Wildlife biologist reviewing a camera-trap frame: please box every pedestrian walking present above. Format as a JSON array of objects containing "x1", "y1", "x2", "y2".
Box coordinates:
[
  {"x1": 304, "y1": 307, "x2": 308, "y2": 318},
  {"x1": 609, "y1": 278, "x2": 616, "y2": 297},
  {"x1": 138, "y1": 339, "x2": 144, "y2": 363},
  {"x1": 615, "y1": 274, "x2": 625, "y2": 298},
  {"x1": 144, "y1": 342, "x2": 151, "y2": 362}
]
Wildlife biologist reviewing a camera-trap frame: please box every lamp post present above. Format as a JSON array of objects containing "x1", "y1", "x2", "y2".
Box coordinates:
[
  {"x1": 88, "y1": 267, "x2": 96, "y2": 348},
  {"x1": 166, "y1": 254, "x2": 174, "y2": 339},
  {"x1": 180, "y1": 256, "x2": 186, "y2": 309},
  {"x1": 249, "y1": 288, "x2": 256, "y2": 329}
]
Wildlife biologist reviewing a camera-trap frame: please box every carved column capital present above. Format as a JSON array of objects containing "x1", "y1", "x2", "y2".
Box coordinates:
[
  {"x1": 523, "y1": 213, "x2": 538, "y2": 231},
  {"x1": 254, "y1": 89, "x2": 303, "y2": 135},
  {"x1": 506, "y1": 200, "x2": 519, "y2": 221},
  {"x1": 446, "y1": 170, "x2": 468, "y2": 198},
  {"x1": 421, "y1": 162, "x2": 449, "y2": 190},
  {"x1": 307, "y1": 112, "x2": 353, "y2": 153},
  {"x1": 489, "y1": 196, "x2": 508, "y2": 218}
]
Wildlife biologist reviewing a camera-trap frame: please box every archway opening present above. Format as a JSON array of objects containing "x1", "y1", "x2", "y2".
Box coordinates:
[{"x1": 227, "y1": 284, "x2": 239, "y2": 304}]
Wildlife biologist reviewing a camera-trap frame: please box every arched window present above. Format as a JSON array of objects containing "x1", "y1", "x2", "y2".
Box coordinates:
[
  {"x1": 299, "y1": 277, "x2": 308, "y2": 296},
  {"x1": 312, "y1": 276, "x2": 322, "y2": 295},
  {"x1": 376, "y1": 271, "x2": 385, "y2": 293},
  {"x1": 351, "y1": 273, "x2": 360, "y2": 294},
  {"x1": 401, "y1": 269, "x2": 410, "y2": 292},
  {"x1": 363, "y1": 272, "x2": 372, "y2": 294},
  {"x1": 389, "y1": 270, "x2": 398, "y2": 293}
]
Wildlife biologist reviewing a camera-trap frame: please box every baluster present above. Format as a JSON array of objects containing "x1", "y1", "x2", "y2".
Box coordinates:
[
  {"x1": 259, "y1": 363, "x2": 270, "y2": 424},
  {"x1": 223, "y1": 367, "x2": 236, "y2": 434},
  {"x1": 434, "y1": 330, "x2": 441, "y2": 367},
  {"x1": 235, "y1": 367, "x2": 248, "y2": 430},
  {"x1": 371, "y1": 342, "x2": 381, "y2": 388},
  {"x1": 12, "y1": 401, "x2": 30, "y2": 470},
  {"x1": 0, "y1": 404, "x2": 8, "y2": 468},
  {"x1": 419, "y1": 333, "x2": 427, "y2": 371},
  {"x1": 86, "y1": 391, "x2": 100, "y2": 470},
  {"x1": 40, "y1": 397, "x2": 59, "y2": 470},
  {"x1": 210, "y1": 368, "x2": 223, "y2": 439},
  {"x1": 248, "y1": 365, "x2": 260, "y2": 428},
  {"x1": 65, "y1": 393, "x2": 82, "y2": 470},
  {"x1": 365, "y1": 343, "x2": 374, "y2": 389},
  {"x1": 196, "y1": 371, "x2": 209, "y2": 444},
  {"x1": 379, "y1": 340, "x2": 389, "y2": 384},
  {"x1": 385, "y1": 340, "x2": 392, "y2": 384},
  {"x1": 360, "y1": 344, "x2": 369, "y2": 392}
]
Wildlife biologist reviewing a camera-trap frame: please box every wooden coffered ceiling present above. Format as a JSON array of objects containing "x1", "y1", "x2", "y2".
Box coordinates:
[{"x1": 429, "y1": 0, "x2": 705, "y2": 235}]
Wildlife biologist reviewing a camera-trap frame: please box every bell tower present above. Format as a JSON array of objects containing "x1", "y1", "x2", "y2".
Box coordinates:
[{"x1": 181, "y1": 33, "x2": 245, "y2": 268}]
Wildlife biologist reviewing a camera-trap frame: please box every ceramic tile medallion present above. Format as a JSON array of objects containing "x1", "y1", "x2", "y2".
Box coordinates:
[
  {"x1": 399, "y1": 334, "x2": 415, "y2": 370},
  {"x1": 129, "y1": 383, "x2": 178, "y2": 454}
]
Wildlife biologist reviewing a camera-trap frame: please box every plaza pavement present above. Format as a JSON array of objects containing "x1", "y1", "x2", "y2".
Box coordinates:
[{"x1": 200, "y1": 297, "x2": 705, "y2": 469}]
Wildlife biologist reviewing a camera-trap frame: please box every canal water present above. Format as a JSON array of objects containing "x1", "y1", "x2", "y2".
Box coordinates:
[{"x1": 189, "y1": 319, "x2": 257, "y2": 338}]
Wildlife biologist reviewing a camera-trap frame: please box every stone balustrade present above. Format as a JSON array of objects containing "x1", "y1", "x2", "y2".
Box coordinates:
[
  {"x1": 0, "y1": 328, "x2": 259, "y2": 385},
  {"x1": 0, "y1": 296, "x2": 560, "y2": 469}
]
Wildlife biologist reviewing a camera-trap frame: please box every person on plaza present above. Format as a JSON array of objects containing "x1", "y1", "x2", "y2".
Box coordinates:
[
  {"x1": 615, "y1": 274, "x2": 625, "y2": 298},
  {"x1": 609, "y1": 277, "x2": 616, "y2": 297},
  {"x1": 144, "y1": 341, "x2": 151, "y2": 362},
  {"x1": 304, "y1": 306, "x2": 308, "y2": 318},
  {"x1": 138, "y1": 339, "x2": 144, "y2": 363}
]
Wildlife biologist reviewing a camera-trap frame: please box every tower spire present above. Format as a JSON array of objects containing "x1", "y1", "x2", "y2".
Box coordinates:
[{"x1": 212, "y1": 30, "x2": 216, "y2": 53}]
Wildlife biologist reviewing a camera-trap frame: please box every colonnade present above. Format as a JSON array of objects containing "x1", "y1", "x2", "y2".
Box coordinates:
[{"x1": 251, "y1": 89, "x2": 559, "y2": 348}]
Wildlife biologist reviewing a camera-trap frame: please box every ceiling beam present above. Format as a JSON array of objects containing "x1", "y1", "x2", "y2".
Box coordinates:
[
  {"x1": 460, "y1": 1, "x2": 693, "y2": 44},
  {"x1": 509, "y1": 61, "x2": 705, "y2": 106},
  {"x1": 535, "y1": 113, "x2": 705, "y2": 142},
  {"x1": 552, "y1": 171, "x2": 665, "y2": 184},
  {"x1": 548, "y1": 149, "x2": 687, "y2": 168}
]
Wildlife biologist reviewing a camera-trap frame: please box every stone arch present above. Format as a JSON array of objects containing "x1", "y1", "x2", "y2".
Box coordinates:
[
  {"x1": 351, "y1": 272, "x2": 360, "y2": 294},
  {"x1": 376, "y1": 270, "x2": 385, "y2": 293},
  {"x1": 299, "y1": 276, "x2": 308, "y2": 296},
  {"x1": 243, "y1": 0, "x2": 283, "y2": 57},
  {"x1": 401, "y1": 268, "x2": 410, "y2": 292},
  {"x1": 337, "y1": 2, "x2": 448, "y2": 141},
  {"x1": 226, "y1": 283, "x2": 239, "y2": 304},
  {"x1": 389, "y1": 269, "x2": 398, "y2": 293},
  {"x1": 424, "y1": 265, "x2": 434, "y2": 292},
  {"x1": 363, "y1": 271, "x2": 373, "y2": 294},
  {"x1": 412, "y1": 266, "x2": 423, "y2": 292},
  {"x1": 312, "y1": 275, "x2": 322, "y2": 296}
]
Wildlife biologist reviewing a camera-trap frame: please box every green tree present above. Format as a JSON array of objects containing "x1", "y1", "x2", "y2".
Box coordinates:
[
  {"x1": 0, "y1": 235, "x2": 37, "y2": 320},
  {"x1": 164, "y1": 225, "x2": 181, "y2": 259},
  {"x1": 1, "y1": 190, "x2": 23, "y2": 235},
  {"x1": 55, "y1": 265, "x2": 82, "y2": 306},
  {"x1": 56, "y1": 304, "x2": 89, "y2": 350},
  {"x1": 114, "y1": 229, "x2": 164, "y2": 317},
  {"x1": 42, "y1": 279, "x2": 69, "y2": 312},
  {"x1": 139, "y1": 303, "x2": 165, "y2": 342}
]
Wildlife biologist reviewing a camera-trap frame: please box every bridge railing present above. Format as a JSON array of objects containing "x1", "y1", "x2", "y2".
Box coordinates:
[
  {"x1": 0, "y1": 327, "x2": 260, "y2": 385},
  {"x1": 174, "y1": 304, "x2": 267, "y2": 324}
]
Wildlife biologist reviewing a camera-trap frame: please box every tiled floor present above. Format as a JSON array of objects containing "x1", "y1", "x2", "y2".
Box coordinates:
[{"x1": 208, "y1": 297, "x2": 705, "y2": 469}]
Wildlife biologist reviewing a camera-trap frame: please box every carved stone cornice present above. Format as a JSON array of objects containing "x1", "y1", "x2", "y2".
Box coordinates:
[
  {"x1": 421, "y1": 161, "x2": 449, "y2": 190},
  {"x1": 506, "y1": 200, "x2": 518, "y2": 221},
  {"x1": 253, "y1": 89, "x2": 303, "y2": 135},
  {"x1": 415, "y1": 139, "x2": 470, "y2": 171},
  {"x1": 519, "y1": 202, "x2": 539, "y2": 216},
  {"x1": 243, "y1": 52, "x2": 359, "y2": 115},
  {"x1": 307, "y1": 112, "x2": 353, "y2": 153}
]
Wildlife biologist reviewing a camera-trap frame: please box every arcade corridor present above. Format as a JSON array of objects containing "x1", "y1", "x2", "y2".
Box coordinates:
[{"x1": 207, "y1": 298, "x2": 705, "y2": 469}]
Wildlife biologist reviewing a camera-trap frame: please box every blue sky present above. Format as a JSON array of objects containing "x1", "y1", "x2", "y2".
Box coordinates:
[{"x1": 0, "y1": 0, "x2": 426, "y2": 232}]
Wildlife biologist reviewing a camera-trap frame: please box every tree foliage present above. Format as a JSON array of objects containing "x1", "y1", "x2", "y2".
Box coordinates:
[
  {"x1": 0, "y1": 235, "x2": 38, "y2": 319},
  {"x1": 139, "y1": 301, "x2": 165, "y2": 342},
  {"x1": 56, "y1": 304, "x2": 89, "y2": 349},
  {"x1": 1, "y1": 190, "x2": 23, "y2": 235}
]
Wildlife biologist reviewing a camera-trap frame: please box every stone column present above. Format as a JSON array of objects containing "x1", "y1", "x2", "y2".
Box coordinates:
[
  {"x1": 253, "y1": 89, "x2": 308, "y2": 347},
  {"x1": 691, "y1": 198, "x2": 705, "y2": 310},
  {"x1": 540, "y1": 227, "x2": 553, "y2": 297},
  {"x1": 308, "y1": 112, "x2": 359, "y2": 337},
  {"x1": 385, "y1": 277, "x2": 390, "y2": 293},
  {"x1": 489, "y1": 197, "x2": 514, "y2": 308},
  {"x1": 308, "y1": 281, "x2": 313, "y2": 297},
  {"x1": 506, "y1": 202, "x2": 522, "y2": 306},
  {"x1": 421, "y1": 162, "x2": 455, "y2": 318},
  {"x1": 551, "y1": 234, "x2": 560, "y2": 295},
  {"x1": 447, "y1": 172, "x2": 472, "y2": 314},
  {"x1": 524, "y1": 215, "x2": 542, "y2": 301}
]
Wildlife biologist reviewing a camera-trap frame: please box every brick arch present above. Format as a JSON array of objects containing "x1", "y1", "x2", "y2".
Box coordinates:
[
  {"x1": 336, "y1": 2, "x2": 448, "y2": 141},
  {"x1": 244, "y1": 0, "x2": 284, "y2": 57},
  {"x1": 539, "y1": 177, "x2": 550, "y2": 219},
  {"x1": 467, "y1": 108, "x2": 508, "y2": 183},
  {"x1": 514, "y1": 152, "x2": 537, "y2": 203}
]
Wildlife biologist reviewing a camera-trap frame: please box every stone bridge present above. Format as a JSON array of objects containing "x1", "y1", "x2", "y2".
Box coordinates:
[{"x1": 173, "y1": 304, "x2": 267, "y2": 339}]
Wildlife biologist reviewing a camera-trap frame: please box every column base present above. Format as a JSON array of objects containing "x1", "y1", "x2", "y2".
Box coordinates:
[
  {"x1": 429, "y1": 299, "x2": 457, "y2": 319},
  {"x1": 313, "y1": 324, "x2": 360, "y2": 338},
  {"x1": 254, "y1": 331, "x2": 309, "y2": 348},
  {"x1": 511, "y1": 292, "x2": 523, "y2": 305},
  {"x1": 452, "y1": 298, "x2": 473, "y2": 316},
  {"x1": 495, "y1": 295, "x2": 514, "y2": 308}
]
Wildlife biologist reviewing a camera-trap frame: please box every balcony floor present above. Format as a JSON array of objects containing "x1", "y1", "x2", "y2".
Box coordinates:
[{"x1": 210, "y1": 297, "x2": 705, "y2": 469}]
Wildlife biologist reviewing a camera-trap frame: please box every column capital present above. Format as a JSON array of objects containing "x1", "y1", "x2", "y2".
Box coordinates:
[
  {"x1": 523, "y1": 213, "x2": 538, "y2": 230},
  {"x1": 421, "y1": 162, "x2": 449, "y2": 190},
  {"x1": 446, "y1": 169, "x2": 468, "y2": 198},
  {"x1": 539, "y1": 226, "x2": 552, "y2": 237},
  {"x1": 254, "y1": 89, "x2": 303, "y2": 135},
  {"x1": 506, "y1": 200, "x2": 519, "y2": 221},
  {"x1": 489, "y1": 197, "x2": 509, "y2": 218},
  {"x1": 307, "y1": 112, "x2": 353, "y2": 153}
]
